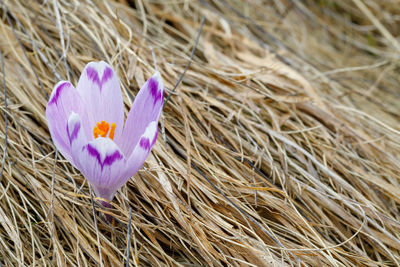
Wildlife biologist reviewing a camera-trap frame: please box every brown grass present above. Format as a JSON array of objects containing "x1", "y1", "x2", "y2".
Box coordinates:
[{"x1": 1, "y1": 0, "x2": 400, "y2": 266}]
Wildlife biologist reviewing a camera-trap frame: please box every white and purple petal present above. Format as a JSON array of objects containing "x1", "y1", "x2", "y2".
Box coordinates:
[
  {"x1": 124, "y1": 121, "x2": 158, "y2": 179},
  {"x1": 76, "y1": 61, "x2": 124, "y2": 142},
  {"x1": 119, "y1": 72, "x2": 164, "y2": 156},
  {"x1": 46, "y1": 81, "x2": 88, "y2": 163},
  {"x1": 78, "y1": 137, "x2": 128, "y2": 200},
  {"x1": 67, "y1": 112, "x2": 87, "y2": 169}
]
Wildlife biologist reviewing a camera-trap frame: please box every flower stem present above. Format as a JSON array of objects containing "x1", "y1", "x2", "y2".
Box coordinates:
[{"x1": 100, "y1": 200, "x2": 113, "y2": 223}]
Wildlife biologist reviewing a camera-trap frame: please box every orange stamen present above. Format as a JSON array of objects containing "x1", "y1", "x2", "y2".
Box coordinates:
[
  {"x1": 109, "y1": 123, "x2": 116, "y2": 140},
  {"x1": 93, "y1": 120, "x2": 116, "y2": 140}
]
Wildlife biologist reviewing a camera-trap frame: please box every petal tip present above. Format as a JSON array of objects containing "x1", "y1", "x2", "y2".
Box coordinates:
[
  {"x1": 139, "y1": 121, "x2": 158, "y2": 150},
  {"x1": 153, "y1": 70, "x2": 161, "y2": 79},
  {"x1": 48, "y1": 81, "x2": 71, "y2": 105},
  {"x1": 67, "y1": 112, "x2": 81, "y2": 144},
  {"x1": 148, "y1": 75, "x2": 164, "y2": 105},
  {"x1": 85, "y1": 61, "x2": 114, "y2": 86},
  {"x1": 85, "y1": 138, "x2": 124, "y2": 170}
]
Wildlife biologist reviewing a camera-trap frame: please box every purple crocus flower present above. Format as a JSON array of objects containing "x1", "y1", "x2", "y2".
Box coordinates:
[{"x1": 46, "y1": 61, "x2": 164, "y2": 201}]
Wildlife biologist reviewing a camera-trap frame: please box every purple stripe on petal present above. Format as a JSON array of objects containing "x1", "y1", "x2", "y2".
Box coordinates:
[
  {"x1": 86, "y1": 67, "x2": 100, "y2": 85},
  {"x1": 139, "y1": 127, "x2": 158, "y2": 150},
  {"x1": 49, "y1": 82, "x2": 70, "y2": 105},
  {"x1": 148, "y1": 77, "x2": 163, "y2": 105},
  {"x1": 102, "y1": 67, "x2": 113, "y2": 83},
  {"x1": 67, "y1": 121, "x2": 81, "y2": 145},
  {"x1": 85, "y1": 143, "x2": 123, "y2": 170},
  {"x1": 139, "y1": 138, "x2": 151, "y2": 150},
  {"x1": 86, "y1": 66, "x2": 113, "y2": 90}
]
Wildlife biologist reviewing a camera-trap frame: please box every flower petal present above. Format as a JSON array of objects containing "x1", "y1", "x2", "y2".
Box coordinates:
[
  {"x1": 78, "y1": 137, "x2": 127, "y2": 200},
  {"x1": 124, "y1": 121, "x2": 158, "y2": 178},
  {"x1": 67, "y1": 112, "x2": 87, "y2": 169},
  {"x1": 46, "y1": 81, "x2": 87, "y2": 163},
  {"x1": 120, "y1": 71, "x2": 164, "y2": 156},
  {"x1": 76, "y1": 61, "x2": 124, "y2": 142}
]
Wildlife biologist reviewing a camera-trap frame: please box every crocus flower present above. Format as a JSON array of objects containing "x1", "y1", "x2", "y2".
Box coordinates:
[{"x1": 46, "y1": 61, "x2": 164, "y2": 201}]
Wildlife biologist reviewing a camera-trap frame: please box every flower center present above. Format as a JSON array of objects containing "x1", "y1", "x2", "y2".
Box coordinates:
[{"x1": 93, "y1": 120, "x2": 116, "y2": 140}]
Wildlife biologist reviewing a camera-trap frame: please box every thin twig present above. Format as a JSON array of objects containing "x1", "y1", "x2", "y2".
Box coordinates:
[
  {"x1": 163, "y1": 16, "x2": 205, "y2": 107},
  {"x1": 125, "y1": 207, "x2": 133, "y2": 267},
  {"x1": 50, "y1": 150, "x2": 58, "y2": 215},
  {"x1": 50, "y1": 149, "x2": 58, "y2": 265},
  {"x1": 150, "y1": 45, "x2": 158, "y2": 72},
  {"x1": 0, "y1": 50, "x2": 7, "y2": 182},
  {"x1": 90, "y1": 186, "x2": 103, "y2": 267},
  {"x1": 53, "y1": 0, "x2": 70, "y2": 80}
]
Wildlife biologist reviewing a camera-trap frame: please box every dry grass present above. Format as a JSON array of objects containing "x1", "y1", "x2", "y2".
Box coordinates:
[{"x1": 1, "y1": 0, "x2": 400, "y2": 266}]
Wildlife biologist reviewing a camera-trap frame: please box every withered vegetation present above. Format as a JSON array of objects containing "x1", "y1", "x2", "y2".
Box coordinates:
[{"x1": 0, "y1": 0, "x2": 400, "y2": 266}]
